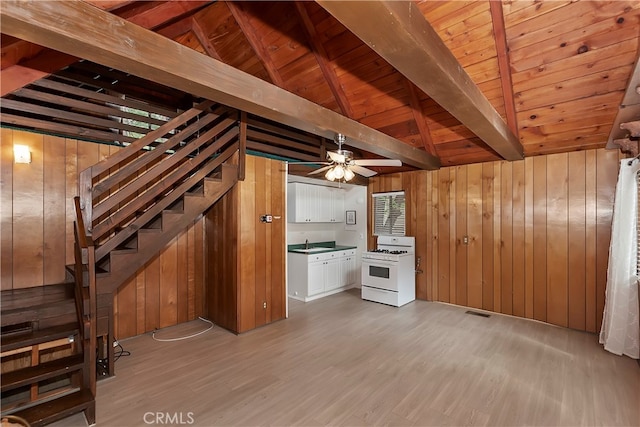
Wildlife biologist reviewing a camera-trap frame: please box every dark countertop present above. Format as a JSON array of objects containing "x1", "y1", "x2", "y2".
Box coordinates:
[{"x1": 288, "y1": 241, "x2": 357, "y2": 255}]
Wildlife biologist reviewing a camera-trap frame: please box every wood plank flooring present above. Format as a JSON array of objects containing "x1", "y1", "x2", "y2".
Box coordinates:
[{"x1": 51, "y1": 289, "x2": 639, "y2": 426}]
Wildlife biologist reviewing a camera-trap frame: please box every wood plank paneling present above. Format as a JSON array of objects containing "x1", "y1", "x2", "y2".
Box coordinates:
[
  {"x1": 1, "y1": 129, "x2": 14, "y2": 290},
  {"x1": 568, "y1": 151, "x2": 586, "y2": 330},
  {"x1": 43, "y1": 135, "x2": 66, "y2": 285},
  {"x1": 546, "y1": 153, "x2": 569, "y2": 327},
  {"x1": 481, "y1": 163, "x2": 494, "y2": 311},
  {"x1": 368, "y1": 148, "x2": 619, "y2": 332},
  {"x1": 12, "y1": 131, "x2": 44, "y2": 288},
  {"x1": 512, "y1": 160, "x2": 526, "y2": 317},
  {"x1": 2, "y1": 129, "x2": 206, "y2": 340},
  {"x1": 532, "y1": 155, "x2": 547, "y2": 322},
  {"x1": 455, "y1": 166, "x2": 467, "y2": 307},
  {"x1": 466, "y1": 163, "x2": 483, "y2": 309},
  {"x1": 205, "y1": 154, "x2": 286, "y2": 334}
]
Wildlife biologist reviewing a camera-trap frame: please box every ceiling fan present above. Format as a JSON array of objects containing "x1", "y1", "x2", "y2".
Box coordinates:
[{"x1": 298, "y1": 134, "x2": 402, "y2": 182}]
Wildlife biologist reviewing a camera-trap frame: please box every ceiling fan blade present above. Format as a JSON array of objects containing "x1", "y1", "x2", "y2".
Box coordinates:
[
  {"x1": 289, "y1": 161, "x2": 331, "y2": 165},
  {"x1": 350, "y1": 164, "x2": 378, "y2": 178},
  {"x1": 307, "y1": 165, "x2": 334, "y2": 175},
  {"x1": 353, "y1": 159, "x2": 402, "y2": 167},
  {"x1": 327, "y1": 151, "x2": 345, "y2": 163}
]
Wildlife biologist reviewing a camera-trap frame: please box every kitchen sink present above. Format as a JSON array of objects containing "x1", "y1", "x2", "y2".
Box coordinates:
[{"x1": 295, "y1": 247, "x2": 329, "y2": 253}]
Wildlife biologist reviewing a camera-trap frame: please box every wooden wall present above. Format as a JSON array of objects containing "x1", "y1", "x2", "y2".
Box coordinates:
[
  {"x1": 368, "y1": 149, "x2": 620, "y2": 333},
  {"x1": 205, "y1": 155, "x2": 286, "y2": 333},
  {"x1": 1, "y1": 129, "x2": 206, "y2": 340}
]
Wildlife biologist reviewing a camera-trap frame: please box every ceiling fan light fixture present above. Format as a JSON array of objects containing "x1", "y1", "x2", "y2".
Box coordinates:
[
  {"x1": 333, "y1": 164, "x2": 345, "y2": 179},
  {"x1": 343, "y1": 167, "x2": 355, "y2": 181},
  {"x1": 325, "y1": 168, "x2": 337, "y2": 181}
]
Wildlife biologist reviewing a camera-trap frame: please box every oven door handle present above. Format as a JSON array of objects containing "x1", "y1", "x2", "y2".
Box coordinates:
[{"x1": 362, "y1": 259, "x2": 396, "y2": 268}]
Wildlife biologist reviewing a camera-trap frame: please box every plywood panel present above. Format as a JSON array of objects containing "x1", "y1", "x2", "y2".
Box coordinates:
[
  {"x1": 239, "y1": 155, "x2": 256, "y2": 333},
  {"x1": 546, "y1": 153, "x2": 569, "y2": 327},
  {"x1": 466, "y1": 163, "x2": 483, "y2": 309},
  {"x1": 524, "y1": 157, "x2": 535, "y2": 319},
  {"x1": 13, "y1": 131, "x2": 44, "y2": 288},
  {"x1": 42, "y1": 135, "x2": 66, "y2": 285},
  {"x1": 511, "y1": 160, "x2": 526, "y2": 317},
  {"x1": 159, "y1": 239, "x2": 178, "y2": 328},
  {"x1": 568, "y1": 151, "x2": 586, "y2": 330},
  {"x1": 176, "y1": 229, "x2": 189, "y2": 324},
  {"x1": 1, "y1": 129, "x2": 14, "y2": 290},
  {"x1": 144, "y1": 255, "x2": 160, "y2": 332},
  {"x1": 367, "y1": 148, "x2": 617, "y2": 333},
  {"x1": 481, "y1": 163, "x2": 494, "y2": 311},
  {"x1": 448, "y1": 168, "x2": 457, "y2": 303},
  {"x1": 438, "y1": 168, "x2": 450, "y2": 303},
  {"x1": 584, "y1": 150, "x2": 598, "y2": 333},
  {"x1": 455, "y1": 166, "x2": 467, "y2": 307},
  {"x1": 532, "y1": 156, "x2": 547, "y2": 322},
  {"x1": 254, "y1": 156, "x2": 267, "y2": 327},
  {"x1": 205, "y1": 155, "x2": 286, "y2": 334},
  {"x1": 501, "y1": 161, "x2": 513, "y2": 315}
]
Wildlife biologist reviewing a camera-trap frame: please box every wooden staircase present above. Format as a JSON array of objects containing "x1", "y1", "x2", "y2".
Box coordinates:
[
  {"x1": 1, "y1": 100, "x2": 244, "y2": 426},
  {"x1": 1, "y1": 281, "x2": 95, "y2": 426}
]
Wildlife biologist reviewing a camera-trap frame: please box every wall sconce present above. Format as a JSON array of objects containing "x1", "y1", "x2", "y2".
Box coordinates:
[{"x1": 14, "y1": 144, "x2": 31, "y2": 164}]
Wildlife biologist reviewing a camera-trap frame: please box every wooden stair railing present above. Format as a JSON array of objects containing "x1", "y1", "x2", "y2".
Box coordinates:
[
  {"x1": 77, "y1": 100, "x2": 244, "y2": 296},
  {"x1": 71, "y1": 196, "x2": 97, "y2": 424}
]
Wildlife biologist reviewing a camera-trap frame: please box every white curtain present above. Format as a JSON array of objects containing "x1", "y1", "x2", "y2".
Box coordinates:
[{"x1": 599, "y1": 158, "x2": 639, "y2": 359}]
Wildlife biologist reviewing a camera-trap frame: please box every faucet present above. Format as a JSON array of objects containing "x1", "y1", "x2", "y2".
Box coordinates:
[{"x1": 305, "y1": 239, "x2": 309, "y2": 249}]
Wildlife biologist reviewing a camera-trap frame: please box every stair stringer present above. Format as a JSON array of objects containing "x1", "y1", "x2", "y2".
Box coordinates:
[{"x1": 96, "y1": 163, "x2": 239, "y2": 296}]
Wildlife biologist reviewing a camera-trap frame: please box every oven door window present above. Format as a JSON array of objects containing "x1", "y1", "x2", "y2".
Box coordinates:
[{"x1": 369, "y1": 265, "x2": 390, "y2": 279}]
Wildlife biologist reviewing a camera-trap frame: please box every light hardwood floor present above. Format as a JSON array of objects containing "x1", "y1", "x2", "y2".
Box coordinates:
[{"x1": 52, "y1": 289, "x2": 639, "y2": 426}]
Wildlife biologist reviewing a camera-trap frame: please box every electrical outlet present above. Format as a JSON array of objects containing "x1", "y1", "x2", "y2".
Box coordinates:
[
  {"x1": 113, "y1": 340, "x2": 119, "y2": 347},
  {"x1": 463, "y1": 235, "x2": 469, "y2": 245},
  {"x1": 263, "y1": 301, "x2": 267, "y2": 309}
]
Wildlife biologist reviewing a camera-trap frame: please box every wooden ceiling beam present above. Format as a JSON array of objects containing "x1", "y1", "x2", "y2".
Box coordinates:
[
  {"x1": 0, "y1": 0, "x2": 440, "y2": 170},
  {"x1": 317, "y1": 0, "x2": 524, "y2": 161},
  {"x1": 191, "y1": 17, "x2": 222, "y2": 61},
  {"x1": 226, "y1": 2, "x2": 284, "y2": 87},
  {"x1": 489, "y1": 0, "x2": 519, "y2": 139},
  {"x1": 294, "y1": 2, "x2": 354, "y2": 118},
  {"x1": 0, "y1": 0, "x2": 212, "y2": 97},
  {"x1": 405, "y1": 81, "x2": 438, "y2": 157}
]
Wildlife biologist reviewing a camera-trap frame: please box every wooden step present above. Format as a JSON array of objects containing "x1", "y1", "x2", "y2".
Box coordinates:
[
  {"x1": 1, "y1": 354, "x2": 84, "y2": 392},
  {"x1": 8, "y1": 389, "x2": 94, "y2": 427},
  {"x1": 1, "y1": 323, "x2": 79, "y2": 353},
  {"x1": 1, "y1": 284, "x2": 74, "y2": 313}
]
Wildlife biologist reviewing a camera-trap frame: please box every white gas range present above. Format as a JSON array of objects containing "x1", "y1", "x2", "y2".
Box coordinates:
[{"x1": 361, "y1": 236, "x2": 416, "y2": 307}]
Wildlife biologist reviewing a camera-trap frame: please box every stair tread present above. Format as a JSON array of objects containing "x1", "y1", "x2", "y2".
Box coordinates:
[
  {"x1": 9, "y1": 389, "x2": 94, "y2": 427},
  {"x1": 1, "y1": 323, "x2": 79, "y2": 352},
  {"x1": 1, "y1": 354, "x2": 84, "y2": 392},
  {"x1": 1, "y1": 283, "x2": 75, "y2": 313}
]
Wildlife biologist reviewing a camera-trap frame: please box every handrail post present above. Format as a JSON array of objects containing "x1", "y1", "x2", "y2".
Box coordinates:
[
  {"x1": 79, "y1": 168, "x2": 93, "y2": 235},
  {"x1": 239, "y1": 111, "x2": 247, "y2": 181}
]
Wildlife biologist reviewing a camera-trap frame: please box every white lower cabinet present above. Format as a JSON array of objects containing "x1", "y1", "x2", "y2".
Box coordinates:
[{"x1": 288, "y1": 249, "x2": 357, "y2": 302}]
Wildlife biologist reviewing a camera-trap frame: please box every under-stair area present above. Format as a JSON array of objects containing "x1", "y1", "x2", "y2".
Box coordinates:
[{"x1": 2, "y1": 95, "x2": 244, "y2": 425}]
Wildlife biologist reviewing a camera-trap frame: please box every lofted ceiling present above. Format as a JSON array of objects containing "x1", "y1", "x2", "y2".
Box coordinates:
[{"x1": 1, "y1": 0, "x2": 639, "y2": 172}]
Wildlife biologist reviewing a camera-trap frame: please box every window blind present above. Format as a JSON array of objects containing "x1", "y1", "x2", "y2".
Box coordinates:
[{"x1": 373, "y1": 191, "x2": 406, "y2": 236}]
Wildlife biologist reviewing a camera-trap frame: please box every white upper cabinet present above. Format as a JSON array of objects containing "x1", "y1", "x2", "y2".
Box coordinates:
[{"x1": 288, "y1": 183, "x2": 344, "y2": 223}]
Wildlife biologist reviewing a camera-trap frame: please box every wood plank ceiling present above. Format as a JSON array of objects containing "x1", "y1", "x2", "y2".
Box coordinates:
[{"x1": 1, "y1": 0, "x2": 638, "y2": 170}]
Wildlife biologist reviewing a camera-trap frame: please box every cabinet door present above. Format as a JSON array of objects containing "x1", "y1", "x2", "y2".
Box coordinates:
[
  {"x1": 328, "y1": 188, "x2": 345, "y2": 222},
  {"x1": 287, "y1": 183, "x2": 306, "y2": 223},
  {"x1": 308, "y1": 261, "x2": 325, "y2": 295},
  {"x1": 324, "y1": 258, "x2": 341, "y2": 291}
]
